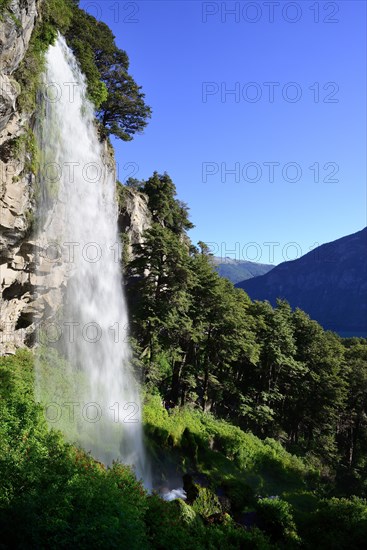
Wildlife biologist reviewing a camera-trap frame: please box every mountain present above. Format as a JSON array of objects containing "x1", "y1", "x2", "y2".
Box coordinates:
[
  {"x1": 211, "y1": 257, "x2": 274, "y2": 284},
  {"x1": 237, "y1": 228, "x2": 367, "y2": 335}
]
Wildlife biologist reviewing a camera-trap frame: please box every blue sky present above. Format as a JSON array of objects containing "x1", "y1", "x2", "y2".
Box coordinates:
[{"x1": 82, "y1": 0, "x2": 366, "y2": 264}]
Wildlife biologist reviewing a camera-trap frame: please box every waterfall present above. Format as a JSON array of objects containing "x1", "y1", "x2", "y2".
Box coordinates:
[{"x1": 35, "y1": 35, "x2": 150, "y2": 487}]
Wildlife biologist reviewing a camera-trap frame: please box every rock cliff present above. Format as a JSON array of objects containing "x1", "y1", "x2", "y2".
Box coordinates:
[
  {"x1": 118, "y1": 186, "x2": 151, "y2": 263},
  {"x1": 1, "y1": 0, "x2": 39, "y2": 353}
]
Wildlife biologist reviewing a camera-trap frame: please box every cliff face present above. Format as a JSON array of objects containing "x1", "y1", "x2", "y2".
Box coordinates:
[
  {"x1": 118, "y1": 186, "x2": 151, "y2": 263},
  {"x1": 0, "y1": 0, "x2": 37, "y2": 249},
  {"x1": 0, "y1": 0, "x2": 37, "y2": 74},
  {"x1": 0, "y1": 0, "x2": 39, "y2": 353},
  {"x1": 0, "y1": 0, "x2": 37, "y2": 137},
  {"x1": 0, "y1": 4, "x2": 152, "y2": 354}
]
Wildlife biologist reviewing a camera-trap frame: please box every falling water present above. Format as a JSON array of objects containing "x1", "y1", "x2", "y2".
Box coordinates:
[{"x1": 35, "y1": 35, "x2": 150, "y2": 486}]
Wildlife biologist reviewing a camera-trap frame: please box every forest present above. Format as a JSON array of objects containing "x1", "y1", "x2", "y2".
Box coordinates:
[{"x1": 121, "y1": 173, "x2": 367, "y2": 495}]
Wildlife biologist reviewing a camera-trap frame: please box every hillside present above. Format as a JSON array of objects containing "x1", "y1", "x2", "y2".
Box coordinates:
[{"x1": 237, "y1": 227, "x2": 367, "y2": 335}]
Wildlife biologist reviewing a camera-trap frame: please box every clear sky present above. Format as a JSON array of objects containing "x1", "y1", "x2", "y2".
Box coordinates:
[{"x1": 82, "y1": 0, "x2": 366, "y2": 265}]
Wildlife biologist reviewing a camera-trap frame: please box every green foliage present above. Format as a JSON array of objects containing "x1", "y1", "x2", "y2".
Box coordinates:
[
  {"x1": 126, "y1": 177, "x2": 145, "y2": 191},
  {"x1": 2, "y1": 342, "x2": 367, "y2": 548},
  {"x1": 0, "y1": 351, "x2": 149, "y2": 548},
  {"x1": 10, "y1": 127, "x2": 39, "y2": 174},
  {"x1": 120, "y1": 231, "x2": 131, "y2": 268},
  {"x1": 0, "y1": 0, "x2": 10, "y2": 11},
  {"x1": 145, "y1": 495, "x2": 270, "y2": 549},
  {"x1": 125, "y1": 170, "x2": 363, "y2": 482},
  {"x1": 145, "y1": 495, "x2": 205, "y2": 549},
  {"x1": 302, "y1": 497, "x2": 367, "y2": 549},
  {"x1": 68, "y1": 34, "x2": 108, "y2": 108},
  {"x1": 0, "y1": 0, "x2": 20, "y2": 25},
  {"x1": 142, "y1": 172, "x2": 194, "y2": 233},
  {"x1": 144, "y1": 394, "x2": 318, "y2": 497},
  {"x1": 256, "y1": 498, "x2": 300, "y2": 545},
  {"x1": 0, "y1": 0, "x2": 10, "y2": 17},
  {"x1": 192, "y1": 486, "x2": 221, "y2": 518},
  {"x1": 221, "y1": 478, "x2": 256, "y2": 512},
  {"x1": 204, "y1": 524, "x2": 273, "y2": 550},
  {"x1": 15, "y1": 0, "x2": 73, "y2": 113}
]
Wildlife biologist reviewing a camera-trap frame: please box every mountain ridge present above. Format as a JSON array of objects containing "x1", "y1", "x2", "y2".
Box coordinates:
[
  {"x1": 236, "y1": 227, "x2": 367, "y2": 335},
  {"x1": 211, "y1": 257, "x2": 274, "y2": 284}
]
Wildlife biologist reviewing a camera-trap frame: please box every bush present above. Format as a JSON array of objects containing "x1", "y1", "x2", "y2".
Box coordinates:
[
  {"x1": 221, "y1": 478, "x2": 256, "y2": 513},
  {"x1": 145, "y1": 494, "x2": 205, "y2": 549},
  {"x1": 192, "y1": 487, "x2": 222, "y2": 518},
  {"x1": 0, "y1": 351, "x2": 275, "y2": 548},
  {"x1": 145, "y1": 494, "x2": 272, "y2": 550},
  {"x1": 256, "y1": 497, "x2": 300, "y2": 545},
  {"x1": 205, "y1": 524, "x2": 272, "y2": 550},
  {"x1": 302, "y1": 497, "x2": 367, "y2": 550}
]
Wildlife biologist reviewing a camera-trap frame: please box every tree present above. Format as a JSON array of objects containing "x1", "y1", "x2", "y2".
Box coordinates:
[
  {"x1": 185, "y1": 252, "x2": 258, "y2": 412},
  {"x1": 65, "y1": 5, "x2": 151, "y2": 139},
  {"x1": 291, "y1": 309, "x2": 346, "y2": 462},
  {"x1": 336, "y1": 338, "x2": 367, "y2": 493},
  {"x1": 143, "y1": 172, "x2": 194, "y2": 233},
  {"x1": 241, "y1": 300, "x2": 303, "y2": 437},
  {"x1": 126, "y1": 223, "x2": 192, "y2": 384}
]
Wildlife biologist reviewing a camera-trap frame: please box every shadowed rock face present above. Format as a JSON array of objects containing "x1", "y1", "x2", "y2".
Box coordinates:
[{"x1": 237, "y1": 228, "x2": 367, "y2": 335}]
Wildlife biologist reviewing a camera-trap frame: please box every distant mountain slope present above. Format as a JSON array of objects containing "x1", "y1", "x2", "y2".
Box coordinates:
[
  {"x1": 237, "y1": 228, "x2": 367, "y2": 335},
  {"x1": 211, "y1": 257, "x2": 274, "y2": 284}
]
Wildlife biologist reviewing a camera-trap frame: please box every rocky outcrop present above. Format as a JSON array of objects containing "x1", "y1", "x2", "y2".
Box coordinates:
[
  {"x1": 0, "y1": 0, "x2": 37, "y2": 132},
  {"x1": 118, "y1": 186, "x2": 152, "y2": 262},
  {"x1": 0, "y1": 74, "x2": 19, "y2": 132},
  {"x1": 0, "y1": 0, "x2": 37, "y2": 74}
]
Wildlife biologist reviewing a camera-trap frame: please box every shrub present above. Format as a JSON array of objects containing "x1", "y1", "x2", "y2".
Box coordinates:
[
  {"x1": 221, "y1": 478, "x2": 256, "y2": 513},
  {"x1": 256, "y1": 497, "x2": 300, "y2": 545},
  {"x1": 205, "y1": 524, "x2": 272, "y2": 550},
  {"x1": 145, "y1": 494, "x2": 205, "y2": 549},
  {"x1": 192, "y1": 486, "x2": 222, "y2": 518},
  {"x1": 302, "y1": 497, "x2": 367, "y2": 550}
]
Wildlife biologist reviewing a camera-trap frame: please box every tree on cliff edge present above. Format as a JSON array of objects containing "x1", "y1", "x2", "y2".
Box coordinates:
[{"x1": 66, "y1": 4, "x2": 151, "y2": 141}]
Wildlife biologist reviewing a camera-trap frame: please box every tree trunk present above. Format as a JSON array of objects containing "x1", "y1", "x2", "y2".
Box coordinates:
[{"x1": 202, "y1": 363, "x2": 210, "y2": 412}]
